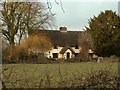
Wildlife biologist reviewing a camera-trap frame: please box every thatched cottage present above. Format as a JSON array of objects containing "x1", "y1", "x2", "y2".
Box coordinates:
[{"x1": 38, "y1": 27, "x2": 91, "y2": 59}]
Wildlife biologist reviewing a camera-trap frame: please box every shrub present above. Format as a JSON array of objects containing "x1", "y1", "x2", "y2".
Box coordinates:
[
  {"x1": 37, "y1": 54, "x2": 49, "y2": 64},
  {"x1": 57, "y1": 67, "x2": 118, "y2": 89},
  {"x1": 102, "y1": 56, "x2": 120, "y2": 63},
  {"x1": 67, "y1": 57, "x2": 81, "y2": 63},
  {"x1": 82, "y1": 68, "x2": 118, "y2": 89}
]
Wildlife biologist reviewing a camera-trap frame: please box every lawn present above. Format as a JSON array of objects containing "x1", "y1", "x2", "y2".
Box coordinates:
[{"x1": 2, "y1": 62, "x2": 119, "y2": 88}]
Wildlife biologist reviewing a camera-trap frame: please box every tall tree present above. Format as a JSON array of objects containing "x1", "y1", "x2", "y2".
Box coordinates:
[
  {"x1": 1, "y1": 2, "x2": 54, "y2": 61},
  {"x1": 79, "y1": 30, "x2": 93, "y2": 61},
  {"x1": 86, "y1": 10, "x2": 120, "y2": 57}
]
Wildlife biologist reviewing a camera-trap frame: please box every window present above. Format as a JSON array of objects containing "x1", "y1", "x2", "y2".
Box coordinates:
[
  {"x1": 75, "y1": 45, "x2": 79, "y2": 49},
  {"x1": 75, "y1": 53, "x2": 79, "y2": 57},
  {"x1": 54, "y1": 45, "x2": 58, "y2": 49},
  {"x1": 53, "y1": 53, "x2": 58, "y2": 58}
]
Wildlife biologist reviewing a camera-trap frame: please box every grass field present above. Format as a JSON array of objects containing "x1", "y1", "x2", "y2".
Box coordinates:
[{"x1": 2, "y1": 62, "x2": 119, "y2": 88}]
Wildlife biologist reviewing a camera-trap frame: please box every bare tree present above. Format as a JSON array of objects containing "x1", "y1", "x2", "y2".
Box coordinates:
[
  {"x1": 46, "y1": 0, "x2": 65, "y2": 13},
  {"x1": 1, "y1": 2, "x2": 54, "y2": 61},
  {"x1": 79, "y1": 31, "x2": 93, "y2": 61}
]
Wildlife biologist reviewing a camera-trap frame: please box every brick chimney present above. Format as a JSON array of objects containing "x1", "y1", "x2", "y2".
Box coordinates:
[{"x1": 59, "y1": 27, "x2": 67, "y2": 32}]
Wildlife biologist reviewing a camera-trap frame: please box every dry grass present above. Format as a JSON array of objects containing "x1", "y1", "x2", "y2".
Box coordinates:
[{"x1": 2, "y1": 62, "x2": 119, "y2": 89}]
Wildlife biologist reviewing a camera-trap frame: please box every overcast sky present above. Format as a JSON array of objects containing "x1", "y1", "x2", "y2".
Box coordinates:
[
  {"x1": 42, "y1": 0, "x2": 119, "y2": 31},
  {"x1": 2, "y1": 0, "x2": 119, "y2": 31}
]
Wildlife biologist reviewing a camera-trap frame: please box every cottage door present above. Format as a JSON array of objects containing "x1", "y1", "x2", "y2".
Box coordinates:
[{"x1": 67, "y1": 52, "x2": 70, "y2": 59}]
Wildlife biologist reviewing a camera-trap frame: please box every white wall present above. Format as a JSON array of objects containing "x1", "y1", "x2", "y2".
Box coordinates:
[
  {"x1": 72, "y1": 47, "x2": 81, "y2": 53},
  {"x1": 46, "y1": 46, "x2": 81, "y2": 59},
  {"x1": 46, "y1": 47, "x2": 63, "y2": 58},
  {"x1": 64, "y1": 49, "x2": 73, "y2": 59}
]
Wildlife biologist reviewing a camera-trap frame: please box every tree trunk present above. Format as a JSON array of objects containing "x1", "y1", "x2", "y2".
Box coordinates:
[{"x1": 9, "y1": 38, "x2": 15, "y2": 62}]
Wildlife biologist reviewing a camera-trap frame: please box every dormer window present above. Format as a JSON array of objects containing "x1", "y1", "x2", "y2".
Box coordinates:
[
  {"x1": 54, "y1": 45, "x2": 58, "y2": 49},
  {"x1": 75, "y1": 45, "x2": 79, "y2": 49}
]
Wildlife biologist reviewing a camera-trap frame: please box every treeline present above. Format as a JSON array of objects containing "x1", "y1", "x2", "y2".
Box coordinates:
[{"x1": 1, "y1": 2, "x2": 120, "y2": 63}]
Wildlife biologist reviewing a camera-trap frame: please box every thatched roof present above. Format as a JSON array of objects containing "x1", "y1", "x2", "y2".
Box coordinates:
[{"x1": 36, "y1": 30, "x2": 82, "y2": 47}]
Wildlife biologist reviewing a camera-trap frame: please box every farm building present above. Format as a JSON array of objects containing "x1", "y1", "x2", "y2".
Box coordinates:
[{"x1": 36, "y1": 27, "x2": 94, "y2": 59}]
